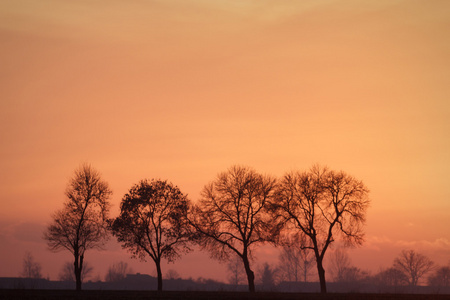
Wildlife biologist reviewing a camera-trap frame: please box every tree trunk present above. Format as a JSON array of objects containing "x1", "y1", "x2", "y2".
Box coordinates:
[
  {"x1": 74, "y1": 253, "x2": 83, "y2": 291},
  {"x1": 155, "y1": 259, "x2": 163, "y2": 292},
  {"x1": 316, "y1": 257, "x2": 327, "y2": 293},
  {"x1": 242, "y1": 255, "x2": 255, "y2": 292}
]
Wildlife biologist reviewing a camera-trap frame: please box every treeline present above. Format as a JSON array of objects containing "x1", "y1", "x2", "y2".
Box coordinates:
[
  {"x1": 38, "y1": 164, "x2": 446, "y2": 293},
  {"x1": 246, "y1": 248, "x2": 449, "y2": 293},
  {"x1": 2, "y1": 272, "x2": 239, "y2": 291},
  {"x1": 17, "y1": 249, "x2": 450, "y2": 293}
]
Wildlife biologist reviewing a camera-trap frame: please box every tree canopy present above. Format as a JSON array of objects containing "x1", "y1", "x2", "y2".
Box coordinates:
[
  {"x1": 272, "y1": 165, "x2": 370, "y2": 293},
  {"x1": 190, "y1": 165, "x2": 280, "y2": 292},
  {"x1": 44, "y1": 164, "x2": 111, "y2": 291},
  {"x1": 394, "y1": 249, "x2": 434, "y2": 287},
  {"x1": 110, "y1": 179, "x2": 192, "y2": 291}
]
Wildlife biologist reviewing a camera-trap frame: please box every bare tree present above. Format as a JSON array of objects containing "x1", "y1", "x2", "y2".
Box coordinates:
[
  {"x1": 338, "y1": 266, "x2": 368, "y2": 283},
  {"x1": 58, "y1": 262, "x2": 75, "y2": 282},
  {"x1": 272, "y1": 165, "x2": 370, "y2": 293},
  {"x1": 374, "y1": 266, "x2": 409, "y2": 293},
  {"x1": 105, "y1": 261, "x2": 133, "y2": 282},
  {"x1": 165, "y1": 269, "x2": 180, "y2": 280},
  {"x1": 110, "y1": 179, "x2": 192, "y2": 292},
  {"x1": 394, "y1": 249, "x2": 434, "y2": 287},
  {"x1": 328, "y1": 248, "x2": 368, "y2": 285},
  {"x1": 277, "y1": 233, "x2": 314, "y2": 282},
  {"x1": 189, "y1": 166, "x2": 279, "y2": 292},
  {"x1": 428, "y1": 265, "x2": 450, "y2": 287},
  {"x1": 58, "y1": 261, "x2": 93, "y2": 283},
  {"x1": 329, "y1": 248, "x2": 351, "y2": 282},
  {"x1": 227, "y1": 254, "x2": 245, "y2": 286},
  {"x1": 21, "y1": 252, "x2": 42, "y2": 279},
  {"x1": 44, "y1": 164, "x2": 111, "y2": 291}
]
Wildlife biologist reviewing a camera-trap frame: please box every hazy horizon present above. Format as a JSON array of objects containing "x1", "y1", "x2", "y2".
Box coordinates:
[{"x1": 1, "y1": 0, "x2": 449, "y2": 284}]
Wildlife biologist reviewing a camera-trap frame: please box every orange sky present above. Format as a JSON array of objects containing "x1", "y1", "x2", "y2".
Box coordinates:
[{"x1": 1, "y1": 0, "x2": 449, "y2": 282}]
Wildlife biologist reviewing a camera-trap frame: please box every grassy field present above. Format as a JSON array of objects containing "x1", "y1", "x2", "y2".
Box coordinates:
[{"x1": 1, "y1": 290, "x2": 449, "y2": 300}]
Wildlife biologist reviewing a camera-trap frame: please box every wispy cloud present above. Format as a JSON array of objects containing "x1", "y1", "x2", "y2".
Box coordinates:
[{"x1": 365, "y1": 235, "x2": 450, "y2": 257}]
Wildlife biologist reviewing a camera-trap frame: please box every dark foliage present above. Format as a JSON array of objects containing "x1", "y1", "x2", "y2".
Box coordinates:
[{"x1": 110, "y1": 179, "x2": 192, "y2": 291}]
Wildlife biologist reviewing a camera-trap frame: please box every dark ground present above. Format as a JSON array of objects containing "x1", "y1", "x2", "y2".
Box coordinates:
[{"x1": 1, "y1": 290, "x2": 450, "y2": 300}]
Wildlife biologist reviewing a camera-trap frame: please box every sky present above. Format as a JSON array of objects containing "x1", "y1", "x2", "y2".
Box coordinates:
[{"x1": 1, "y1": 0, "x2": 449, "y2": 283}]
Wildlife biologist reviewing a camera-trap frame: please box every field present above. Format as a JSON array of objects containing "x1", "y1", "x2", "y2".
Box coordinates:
[{"x1": 1, "y1": 290, "x2": 449, "y2": 300}]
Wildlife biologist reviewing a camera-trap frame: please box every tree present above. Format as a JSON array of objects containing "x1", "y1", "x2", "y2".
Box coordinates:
[
  {"x1": 44, "y1": 164, "x2": 112, "y2": 291},
  {"x1": 105, "y1": 261, "x2": 133, "y2": 282},
  {"x1": 58, "y1": 261, "x2": 93, "y2": 283},
  {"x1": 21, "y1": 252, "x2": 42, "y2": 279},
  {"x1": 329, "y1": 248, "x2": 368, "y2": 285},
  {"x1": 277, "y1": 233, "x2": 314, "y2": 282},
  {"x1": 259, "y1": 262, "x2": 278, "y2": 291},
  {"x1": 227, "y1": 254, "x2": 245, "y2": 286},
  {"x1": 189, "y1": 165, "x2": 279, "y2": 292},
  {"x1": 272, "y1": 165, "x2": 370, "y2": 293},
  {"x1": 165, "y1": 269, "x2": 180, "y2": 280},
  {"x1": 329, "y1": 248, "x2": 351, "y2": 282},
  {"x1": 374, "y1": 267, "x2": 409, "y2": 292},
  {"x1": 110, "y1": 179, "x2": 192, "y2": 292},
  {"x1": 393, "y1": 249, "x2": 434, "y2": 287},
  {"x1": 428, "y1": 265, "x2": 450, "y2": 287},
  {"x1": 338, "y1": 266, "x2": 368, "y2": 283}
]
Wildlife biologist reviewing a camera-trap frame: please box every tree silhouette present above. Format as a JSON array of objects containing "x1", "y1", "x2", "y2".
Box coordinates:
[
  {"x1": 259, "y1": 262, "x2": 278, "y2": 291},
  {"x1": 110, "y1": 179, "x2": 192, "y2": 292},
  {"x1": 105, "y1": 261, "x2": 133, "y2": 282},
  {"x1": 329, "y1": 248, "x2": 351, "y2": 282},
  {"x1": 394, "y1": 249, "x2": 434, "y2": 287},
  {"x1": 428, "y1": 264, "x2": 450, "y2": 288},
  {"x1": 272, "y1": 165, "x2": 370, "y2": 293},
  {"x1": 277, "y1": 233, "x2": 314, "y2": 283},
  {"x1": 165, "y1": 269, "x2": 180, "y2": 280},
  {"x1": 21, "y1": 252, "x2": 42, "y2": 279},
  {"x1": 227, "y1": 254, "x2": 245, "y2": 286},
  {"x1": 329, "y1": 249, "x2": 368, "y2": 284},
  {"x1": 44, "y1": 164, "x2": 111, "y2": 291},
  {"x1": 58, "y1": 261, "x2": 93, "y2": 283},
  {"x1": 190, "y1": 165, "x2": 279, "y2": 292},
  {"x1": 375, "y1": 267, "x2": 408, "y2": 291}
]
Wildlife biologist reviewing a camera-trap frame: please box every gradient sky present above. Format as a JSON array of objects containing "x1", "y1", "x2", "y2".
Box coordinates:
[{"x1": 1, "y1": 0, "x2": 449, "y2": 282}]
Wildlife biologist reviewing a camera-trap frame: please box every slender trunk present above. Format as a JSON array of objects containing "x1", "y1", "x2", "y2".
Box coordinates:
[
  {"x1": 316, "y1": 256, "x2": 326, "y2": 293},
  {"x1": 155, "y1": 259, "x2": 163, "y2": 292},
  {"x1": 304, "y1": 264, "x2": 307, "y2": 283},
  {"x1": 242, "y1": 255, "x2": 255, "y2": 292},
  {"x1": 311, "y1": 233, "x2": 327, "y2": 293},
  {"x1": 74, "y1": 252, "x2": 83, "y2": 291}
]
